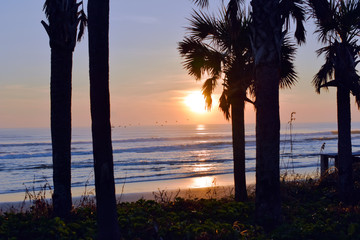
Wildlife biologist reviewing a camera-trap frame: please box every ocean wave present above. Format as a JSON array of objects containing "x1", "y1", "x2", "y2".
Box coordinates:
[
  {"x1": 0, "y1": 142, "x2": 51, "y2": 148},
  {"x1": 0, "y1": 141, "x2": 234, "y2": 160},
  {"x1": 113, "y1": 135, "x2": 232, "y2": 144},
  {"x1": 331, "y1": 130, "x2": 360, "y2": 135},
  {"x1": 0, "y1": 135, "x2": 231, "y2": 149},
  {"x1": 112, "y1": 141, "x2": 233, "y2": 154},
  {"x1": 113, "y1": 158, "x2": 233, "y2": 167},
  {"x1": 0, "y1": 163, "x2": 53, "y2": 172},
  {"x1": 1, "y1": 124, "x2": 359, "y2": 197},
  {"x1": 306, "y1": 136, "x2": 337, "y2": 141},
  {"x1": 0, "y1": 129, "x2": 348, "y2": 153},
  {"x1": 0, "y1": 152, "x2": 52, "y2": 160},
  {"x1": 112, "y1": 170, "x2": 235, "y2": 184}
]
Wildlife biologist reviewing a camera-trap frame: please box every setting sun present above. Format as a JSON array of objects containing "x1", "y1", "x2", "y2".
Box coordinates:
[{"x1": 184, "y1": 91, "x2": 207, "y2": 114}]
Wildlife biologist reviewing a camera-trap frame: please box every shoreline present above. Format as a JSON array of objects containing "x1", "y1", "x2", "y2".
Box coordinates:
[
  {"x1": 0, "y1": 169, "x2": 320, "y2": 212},
  {"x1": 0, "y1": 185, "x2": 238, "y2": 212},
  {"x1": 0, "y1": 173, "x2": 256, "y2": 211}
]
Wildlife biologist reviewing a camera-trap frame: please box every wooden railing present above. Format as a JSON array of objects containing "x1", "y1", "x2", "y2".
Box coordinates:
[{"x1": 320, "y1": 153, "x2": 360, "y2": 175}]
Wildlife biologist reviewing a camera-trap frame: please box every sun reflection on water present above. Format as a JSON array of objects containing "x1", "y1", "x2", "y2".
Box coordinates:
[
  {"x1": 196, "y1": 124, "x2": 208, "y2": 135},
  {"x1": 196, "y1": 124, "x2": 205, "y2": 131},
  {"x1": 193, "y1": 164, "x2": 212, "y2": 172},
  {"x1": 188, "y1": 124, "x2": 217, "y2": 189},
  {"x1": 193, "y1": 150, "x2": 210, "y2": 161}
]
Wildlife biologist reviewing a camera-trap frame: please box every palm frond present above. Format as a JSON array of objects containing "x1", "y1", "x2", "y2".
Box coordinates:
[
  {"x1": 312, "y1": 40, "x2": 360, "y2": 95},
  {"x1": 355, "y1": 94, "x2": 360, "y2": 109},
  {"x1": 339, "y1": 0, "x2": 360, "y2": 42},
  {"x1": 180, "y1": 1, "x2": 254, "y2": 121},
  {"x1": 308, "y1": 0, "x2": 332, "y2": 24},
  {"x1": 312, "y1": 43, "x2": 338, "y2": 93},
  {"x1": 178, "y1": 38, "x2": 209, "y2": 79},
  {"x1": 219, "y1": 89, "x2": 231, "y2": 120},
  {"x1": 192, "y1": 0, "x2": 209, "y2": 8},
  {"x1": 280, "y1": 37, "x2": 298, "y2": 89},
  {"x1": 43, "y1": 0, "x2": 51, "y2": 19},
  {"x1": 76, "y1": 1, "x2": 87, "y2": 41},
  {"x1": 244, "y1": 96, "x2": 255, "y2": 105},
  {"x1": 320, "y1": 79, "x2": 338, "y2": 88},
  {"x1": 214, "y1": 11, "x2": 233, "y2": 53},
  {"x1": 178, "y1": 37, "x2": 223, "y2": 80},
  {"x1": 202, "y1": 77, "x2": 218, "y2": 109},
  {"x1": 226, "y1": 0, "x2": 245, "y2": 25},
  {"x1": 226, "y1": 0, "x2": 240, "y2": 23},
  {"x1": 315, "y1": 45, "x2": 332, "y2": 57},
  {"x1": 280, "y1": 0, "x2": 306, "y2": 44},
  {"x1": 42, "y1": 0, "x2": 87, "y2": 47},
  {"x1": 187, "y1": 10, "x2": 219, "y2": 41},
  {"x1": 308, "y1": 0, "x2": 337, "y2": 43},
  {"x1": 312, "y1": 59, "x2": 334, "y2": 93},
  {"x1": 339, "y1": 44, "x2": 360, "y2": 98},
  {"x1": 77, "y1": 11, "x2": 87, "y2": 41}
]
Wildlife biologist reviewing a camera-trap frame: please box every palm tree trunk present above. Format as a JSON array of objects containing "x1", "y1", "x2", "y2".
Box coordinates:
[
  {"x1": 255, "y1": 64, "x2": 281, "y2": 228},
  {"x1": 231, "y1": 97, "x2": 247, "y2": 202},
  {"x1": 50, "y1": 48, "x2": 73, "y2": 218},
  {"x1": 88, "y1": 0, "x2": 121, "y2": 239},
  {"x1": 337, "y1": 84, "x2": 353, "y2": 202},
  {"x1": 251, "y1": 0, "x2": 282, "y2": 229}
]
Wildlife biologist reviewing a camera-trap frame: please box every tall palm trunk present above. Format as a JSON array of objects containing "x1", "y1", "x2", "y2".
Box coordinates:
[
  {"x1": 251, "y1": 0, "x2": 282, "y2": 228},
  {"x1": 88, "y1": 0, "x2": 121, "y2": 239},
  {"x1": 255, "y1": 64, "x2": 281, "y2": 227},
  {"x1": 43, "y1": 0, "x2": 86, "y2": 219},
  {"x1": 337, "y1": 84, "x2": 353, "y2": 202},
  {"x1": 50, "y1": 48, "x2": 72, "y2": 218},
  {"x1": 336, "y1": 44, "x2": 354, "y2": 203},
  {"x1": 231, "y1": 96, "x2": 248, "y2": 202}
]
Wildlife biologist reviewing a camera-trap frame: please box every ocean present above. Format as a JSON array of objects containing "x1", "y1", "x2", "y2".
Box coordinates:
[{"x1": 0, "y1": 122, "x2": 360, "y2": 202}]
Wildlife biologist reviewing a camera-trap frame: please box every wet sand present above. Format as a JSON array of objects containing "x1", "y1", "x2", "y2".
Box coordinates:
[{"x1": 0, "y1": 173, "x2": 256, "y2": 212}]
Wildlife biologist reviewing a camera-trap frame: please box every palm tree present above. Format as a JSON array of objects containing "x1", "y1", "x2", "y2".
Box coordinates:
[
  {"x1": 250, "y1": 0, "x2": 305, "y2": 228},
  {"x1": 87, "y1": 0, "x2": 121, "y2": 238},
  {"x1": 41, "y1": 0, "x2": 86, "y2": 218},
  {"x1": 191, "y1": 0, "x2": 306, "y2": 228},
  {"x1": 179, "y1": 7, "x2": 253, "y2": 202},
  {"x1": 179, "y1": 6, "x2": 298, "y2": 203},
  {"x1": 308, "y1": 0, "x2": 360, "y2": 202}
]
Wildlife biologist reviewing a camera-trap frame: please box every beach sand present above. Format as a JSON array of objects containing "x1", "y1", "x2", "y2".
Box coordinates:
[{"x1": 0, "y1": 173, "x2": 255, "y2": 212}]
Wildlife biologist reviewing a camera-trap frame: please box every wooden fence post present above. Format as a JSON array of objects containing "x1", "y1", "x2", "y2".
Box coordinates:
[{"x1": 320, "y1": 154, "x2": 329, "y2": 175}]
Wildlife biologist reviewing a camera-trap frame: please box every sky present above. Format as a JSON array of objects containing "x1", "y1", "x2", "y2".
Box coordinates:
[{"x1": 0, "y1": 0, "x2": 359, "y2": 128}]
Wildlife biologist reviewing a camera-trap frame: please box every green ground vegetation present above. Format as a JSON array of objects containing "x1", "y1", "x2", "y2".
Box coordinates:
[{"x1": 2, "y1": 165, "x2": 360, "y2": 240}]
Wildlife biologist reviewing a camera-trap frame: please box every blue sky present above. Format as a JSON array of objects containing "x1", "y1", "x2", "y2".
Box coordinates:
[{"x1": 0, "y1": 0, "x2": 359, "y2": 128}]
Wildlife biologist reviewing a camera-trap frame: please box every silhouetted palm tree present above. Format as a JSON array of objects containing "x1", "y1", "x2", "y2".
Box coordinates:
[
  {"x1": 87, "y1": 0, "x2": 121, "y2": 238},
  {"x1": 308, "y1": 0, "x2": 360, "y2": 202},
  {"x1": 191, "y1": 0, "x2": 306, "y2": 228},
  {"x1": 179, "y1": 5, "x2": 298, "y2": 203},
  {"x1": 41, "y1": 0, "x2": 86, "y2": 218},
  {"x1": 250, "y1": 0, "x2": 305, "y2": 228},
  {"x1": 179, "y1": 7, "x2": 253, "y2": 202}
]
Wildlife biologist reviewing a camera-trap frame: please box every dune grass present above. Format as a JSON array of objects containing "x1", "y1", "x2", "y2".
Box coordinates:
[{"x1": 2, "y1": 165, "x2": 360, "y2": 239}]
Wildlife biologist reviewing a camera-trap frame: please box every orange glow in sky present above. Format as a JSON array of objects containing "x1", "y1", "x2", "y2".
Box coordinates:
[{"x1": 0, "y1": 1, "x2": 359, "y2": 128}]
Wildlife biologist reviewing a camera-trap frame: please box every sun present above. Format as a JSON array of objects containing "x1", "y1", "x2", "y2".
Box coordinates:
[{"x1": 184, "y1": 91, "x2": 207, "y2": 113}]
